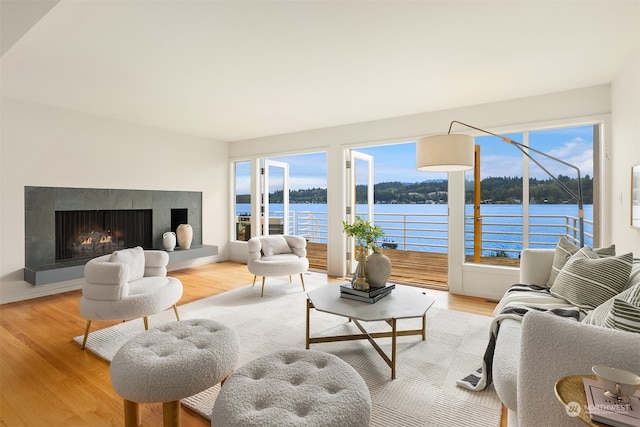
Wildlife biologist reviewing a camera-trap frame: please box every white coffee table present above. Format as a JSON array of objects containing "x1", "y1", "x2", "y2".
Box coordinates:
[{"x1": 305, "y1": 283, "x2": 435, "y2": 379}]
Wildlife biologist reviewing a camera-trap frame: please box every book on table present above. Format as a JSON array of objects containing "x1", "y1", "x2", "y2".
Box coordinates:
[
  {"x1": 340, "y1": 287, "x2": 393, "y2": 303},
  {"x1": 340, "y1": 282, "x2": 395, "y2": 298},
  {"x1": 582, "y1": 377, "x2": 640, "y2": 427}
]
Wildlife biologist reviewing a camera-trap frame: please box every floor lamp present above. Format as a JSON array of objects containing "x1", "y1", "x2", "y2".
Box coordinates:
[{"x1": 415, "y1": 120, "x2": 585, "y2": 247}]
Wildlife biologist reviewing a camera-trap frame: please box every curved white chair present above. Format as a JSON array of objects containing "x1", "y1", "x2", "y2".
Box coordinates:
[
  {"x1": 79, "y1": 246, "x2": 183, "y2": 349},
  {"x1": 247, "y1": 235, "x2": 309, "y2": 297}
]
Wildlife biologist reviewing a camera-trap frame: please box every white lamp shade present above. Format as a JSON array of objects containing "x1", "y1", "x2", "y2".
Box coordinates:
[{"x1": 416, "y1": 134, "x2": 475, "y2": 172}]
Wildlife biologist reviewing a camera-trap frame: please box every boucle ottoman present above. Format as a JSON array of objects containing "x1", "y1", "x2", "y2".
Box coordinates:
[
  {"x1": 110, "y1": 319, "x2": 239, "y2": 427},
  {"x1": 211, "y1": 349, "x2": 371, "y2": 427}
]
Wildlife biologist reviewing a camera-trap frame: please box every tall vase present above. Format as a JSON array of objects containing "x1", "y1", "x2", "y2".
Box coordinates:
[
  {"x1": 162, "y1": 231, "x2": 176, "y2": 251},
  {"x1": 176, "y1": 224, "x2": 193, "y2": 249},
  {"x1": 352, "y1": 245, "x2": 370, "y2": 291},
  {"x1": 366, "y1": 250, "x2": 392, "y2": 288}
]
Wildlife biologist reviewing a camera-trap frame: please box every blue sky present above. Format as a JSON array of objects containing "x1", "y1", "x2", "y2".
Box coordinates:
[{"x1": 245, "y1": 125, "x2": 594, "y2": 192}]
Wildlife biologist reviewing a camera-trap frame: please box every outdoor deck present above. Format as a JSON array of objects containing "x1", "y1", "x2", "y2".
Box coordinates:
[{"x1": 307, "y1": 242, "x2": 520, "y2": 289}]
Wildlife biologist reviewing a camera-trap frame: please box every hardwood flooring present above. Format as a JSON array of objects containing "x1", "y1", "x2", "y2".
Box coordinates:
[{"x1": 0, "y1": 261, "x2": 505, "y2": 426}]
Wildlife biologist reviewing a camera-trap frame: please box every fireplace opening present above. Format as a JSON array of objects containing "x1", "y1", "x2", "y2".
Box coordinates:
[{"x1": 55, "y1": 209, "x2": 153, "y2": 262}]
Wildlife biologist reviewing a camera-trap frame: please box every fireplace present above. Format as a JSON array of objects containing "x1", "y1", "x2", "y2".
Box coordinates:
[
  {"x1": 55, "y1": 209, "x2": 153, "y2": 261},
  {"x1": 25, "y1": 186, "x2": 205, "y2": 285}
]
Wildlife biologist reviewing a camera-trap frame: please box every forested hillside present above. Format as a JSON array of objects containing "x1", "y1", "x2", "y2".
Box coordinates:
[{"x1": 243, "y1": 175, "x2": 592, "y2": 205}]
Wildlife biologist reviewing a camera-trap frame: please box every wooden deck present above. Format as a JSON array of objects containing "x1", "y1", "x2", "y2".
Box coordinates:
[{"x1": 307, "y1": 242, "x2": 521, "y2": 289}]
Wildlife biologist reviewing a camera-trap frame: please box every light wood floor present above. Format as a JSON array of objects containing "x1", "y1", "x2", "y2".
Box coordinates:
[{"x1": 0, "y1": 261, "x2": 506, "y2": 426}]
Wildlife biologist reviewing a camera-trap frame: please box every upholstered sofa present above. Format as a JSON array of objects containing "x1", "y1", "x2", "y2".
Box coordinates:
[{"x1": 492, "y1": 242, "x2": 640, "y2": 427}]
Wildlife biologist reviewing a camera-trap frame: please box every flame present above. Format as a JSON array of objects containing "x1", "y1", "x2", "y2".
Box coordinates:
[{"x1": 80, "y1": 234, "x2": 112, "y2": 245}]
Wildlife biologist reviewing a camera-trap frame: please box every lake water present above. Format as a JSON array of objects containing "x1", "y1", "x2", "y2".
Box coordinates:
[{"x1": 236, "y1": 203, "x2": 593, "y2": 256}]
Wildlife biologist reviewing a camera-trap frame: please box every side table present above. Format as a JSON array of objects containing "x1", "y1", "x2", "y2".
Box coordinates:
[{"x1": 554, "y1": 375, "x2": 609, "y2": 427}]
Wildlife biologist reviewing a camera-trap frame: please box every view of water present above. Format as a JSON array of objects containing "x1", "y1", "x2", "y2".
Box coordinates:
[{"x1": 236, "y1": 203, "x2": 593, "y2": 257}]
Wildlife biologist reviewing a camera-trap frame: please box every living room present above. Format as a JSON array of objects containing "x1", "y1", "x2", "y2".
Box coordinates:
[{"x1": 1, "y1": 1, "x2": 639, "y2": 425}]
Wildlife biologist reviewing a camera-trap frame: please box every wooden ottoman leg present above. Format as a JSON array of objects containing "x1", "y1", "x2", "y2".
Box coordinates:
[
  {"x1": 163, "y1": 400, "x2": 181, "y2": 427},
  {"x1": 123, "y1": 400, "x2": 141, "y2": 427}
]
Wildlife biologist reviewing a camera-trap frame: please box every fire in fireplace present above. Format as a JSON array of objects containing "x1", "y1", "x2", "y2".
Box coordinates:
[{"x1": 55, "y1": 209, "x2": 153, "y2": 262}]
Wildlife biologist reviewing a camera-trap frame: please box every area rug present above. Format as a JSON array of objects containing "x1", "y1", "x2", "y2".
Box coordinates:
[{"x1": 74, "y1": 273, "x2": 502, "y2": 426}]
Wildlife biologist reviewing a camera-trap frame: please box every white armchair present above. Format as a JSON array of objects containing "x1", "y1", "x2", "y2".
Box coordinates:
[
  {"x1": 247, "y1": 235, "x2": 309, "y2": 297},
  {"x1": 79, "y1": 246, "x2": 183, "y2": 349}
]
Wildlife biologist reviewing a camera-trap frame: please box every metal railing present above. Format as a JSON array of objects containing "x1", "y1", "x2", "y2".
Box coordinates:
[
  {"x1": 464, "y1": 213, "x2": 593, "y2": 257},
  {"x1": 237, "y1": 210, "x2": 593, "y2": 259}
]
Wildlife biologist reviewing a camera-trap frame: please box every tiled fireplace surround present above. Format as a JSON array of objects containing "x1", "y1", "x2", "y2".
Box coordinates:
[{"x1": 24, "y1": 186, "x2": 204, "y2": 284}]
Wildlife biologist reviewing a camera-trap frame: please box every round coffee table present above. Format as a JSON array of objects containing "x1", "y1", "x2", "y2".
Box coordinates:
[{"x1": 305, "y1": 283, "x2": 435, "y2": 379}]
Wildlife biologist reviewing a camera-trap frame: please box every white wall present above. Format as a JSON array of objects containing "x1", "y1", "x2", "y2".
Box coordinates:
[
  {"x1": 229, "y1": 85, "x2": 614, "y2": 299},
  {"x1": 610, "y1": 50, "x2": 640, "y2": 256},
  {"x1": 0, "y1": 98, "x2": 229, "y2": 304}
]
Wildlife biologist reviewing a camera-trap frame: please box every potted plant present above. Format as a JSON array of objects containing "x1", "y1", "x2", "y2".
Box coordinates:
[
  {"x1": 342, "y1": 216, "x2": 385, "y2": 252},
  {"x1": 342, "y1": 217, "x2": 391, "y2": 290}
]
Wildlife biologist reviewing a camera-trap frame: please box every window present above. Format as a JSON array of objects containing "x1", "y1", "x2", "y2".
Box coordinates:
[{"x1": 464, "y1": 124, "x2": 597, "y2": 265}]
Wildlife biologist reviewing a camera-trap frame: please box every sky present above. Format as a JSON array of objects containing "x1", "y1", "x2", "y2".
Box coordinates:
[{"x1": 238, "y1": 124, "x2": 595, "y2": 192}]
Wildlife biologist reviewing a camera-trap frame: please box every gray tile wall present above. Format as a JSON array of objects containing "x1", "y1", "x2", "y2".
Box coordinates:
[{"x1": 25, "y1": 186, "x2": 202, "y2": 269}]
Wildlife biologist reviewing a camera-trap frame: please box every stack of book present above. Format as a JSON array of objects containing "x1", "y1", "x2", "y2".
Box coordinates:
[{"x1": 340, "y1": 282, "x2": 395, "y2": 303}]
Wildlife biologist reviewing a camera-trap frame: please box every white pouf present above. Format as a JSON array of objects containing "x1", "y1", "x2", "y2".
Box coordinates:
[
  {"x1": 110, "y1": 319, "x2": 239, "y2": 427},
  {"x1": 211, "y1": 349, "x2": 371, "y2": 427}
]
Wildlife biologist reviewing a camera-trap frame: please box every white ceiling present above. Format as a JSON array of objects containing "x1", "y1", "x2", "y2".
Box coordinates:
[{"x1": 1, "y1": 1, "x2": 638, "y2": 142}]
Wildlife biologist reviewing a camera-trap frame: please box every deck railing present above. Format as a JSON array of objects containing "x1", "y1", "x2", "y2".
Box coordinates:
[{"x1": 241, "y1": 210, "x2": 594, "y2": 259}]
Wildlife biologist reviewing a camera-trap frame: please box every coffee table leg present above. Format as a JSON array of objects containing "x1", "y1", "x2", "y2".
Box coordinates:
[
  {"x1": 391, "y1": 318, "x2": 397, "y2": 380},
  {"x1": 422, "y1": 313, "x2": 426, "y2": 340}
]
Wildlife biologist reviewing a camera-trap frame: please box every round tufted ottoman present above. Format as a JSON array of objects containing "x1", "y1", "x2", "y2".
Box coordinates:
[
  {"x1": 110, "y1": 319, "x2": 239, "y2": 427},
  {"x1": 211, "y1": 349, "x2": 371, "y2": 427}
]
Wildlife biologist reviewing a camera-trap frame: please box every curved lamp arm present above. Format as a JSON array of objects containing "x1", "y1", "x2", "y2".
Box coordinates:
[{"x1": 448, "y1": 120, "x2": 585, "y2": 247}]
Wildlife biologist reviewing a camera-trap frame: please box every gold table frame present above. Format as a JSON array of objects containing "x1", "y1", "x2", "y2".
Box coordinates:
[{"x1": 305, "y1": 284, "x2": 434, "y2": 380}]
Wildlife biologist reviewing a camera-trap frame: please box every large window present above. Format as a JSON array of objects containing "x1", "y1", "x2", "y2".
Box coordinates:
[{"x1": 464, "y1": 124, "x2": 597, "y2": 264}]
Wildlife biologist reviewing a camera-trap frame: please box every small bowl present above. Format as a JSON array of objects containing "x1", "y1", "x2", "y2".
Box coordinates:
[{"x1": 592, "y1": 365, "x2": 640, "y2": 402}]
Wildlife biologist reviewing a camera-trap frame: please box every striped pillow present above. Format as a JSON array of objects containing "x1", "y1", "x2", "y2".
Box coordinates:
[
  {"x1": 550, "y1": 247, "x2": 633, "y2": 309},
  {"x1": 582, "y1": 283, "x2": 640, "y2": 326},
  {"x1": 602, "y1": 299, "x2": 640, "y2": 333},
  {"x1": 546, "y1": 236, "x2": 616, "y2": 287}
]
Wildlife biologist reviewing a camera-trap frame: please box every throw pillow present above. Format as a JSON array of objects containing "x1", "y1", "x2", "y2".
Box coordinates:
[
  {"x1": 260, "y1": 236, "x2": 292, "y2": 257},
  {"x1": 546, "y1": 236, "x2": 615, "y2": 286},
  {"x1": 602, "y1": 299, "x2": 640, "y2": 333},
  {"x1": 110, "y1": 246, "x2": 145, "y2": 281},
  {"x1": 582, "y1": 283, "x2": 640, "y2": 326},
  {"x1": 550, "y1": 247, "x2": 633, "y2": 309}
]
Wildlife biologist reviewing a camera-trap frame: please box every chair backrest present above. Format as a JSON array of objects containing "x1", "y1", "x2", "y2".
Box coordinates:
[{"x1": 248, "y1": 235, "x2": 307, "y2": 260}]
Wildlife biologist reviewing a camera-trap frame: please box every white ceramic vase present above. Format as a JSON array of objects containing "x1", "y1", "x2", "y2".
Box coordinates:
[
  {"x1": 162, "y1": 231, "x2": 176, "y2": 251},
  {"x1": 176, "y1": 224, "x2": 193, "y2": 249},
  {"x1": 366, "y1": 251, "x2": 392, "y2": 288}
]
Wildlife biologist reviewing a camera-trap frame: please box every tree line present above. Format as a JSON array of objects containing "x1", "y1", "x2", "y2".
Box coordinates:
[{"x1": 238, "y1": 175, "x2": 593, "y2": 205}]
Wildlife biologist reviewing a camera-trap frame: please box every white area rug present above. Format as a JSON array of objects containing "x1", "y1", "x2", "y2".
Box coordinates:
[{"x1": 75, "y1": 273, "x2": 502, "y2": 426}]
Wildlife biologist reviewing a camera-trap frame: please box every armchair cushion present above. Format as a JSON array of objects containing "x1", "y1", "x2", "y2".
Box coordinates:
[
  {"x1": 110, "y1": 246, "x2": 145, "y2": 281},
  {"x1": 260, "y1": 235, "x2": 292, "y2": 257}
]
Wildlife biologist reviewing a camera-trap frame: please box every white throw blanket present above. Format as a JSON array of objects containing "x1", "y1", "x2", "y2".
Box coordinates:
[{"x1": 457, "y1": 284, "x2": 585, "y2": 391}]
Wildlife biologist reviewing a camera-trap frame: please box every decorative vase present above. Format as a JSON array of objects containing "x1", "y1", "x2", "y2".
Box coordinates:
[
  {"x1": 352, "y1": 245, "x2": 370, "y2": 291},
  {"x1": 176, "y1": 224, "x2": 193, "y2": 249},
  {"x1": 162, "y1": 231, "x2": 176, "y2": 251},
  {"x1": 366, "y1": 250, "x2": 392, "y2": 288}
]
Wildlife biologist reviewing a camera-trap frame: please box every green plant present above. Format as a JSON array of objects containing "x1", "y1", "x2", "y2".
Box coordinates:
[{"x1": 342, "y1": 216, "x2": 385, "y2": 252}]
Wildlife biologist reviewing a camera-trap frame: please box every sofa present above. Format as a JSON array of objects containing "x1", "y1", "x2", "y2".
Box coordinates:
[{"x1": 491, "y1": 242, "x2": 640, "y2": 427}]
